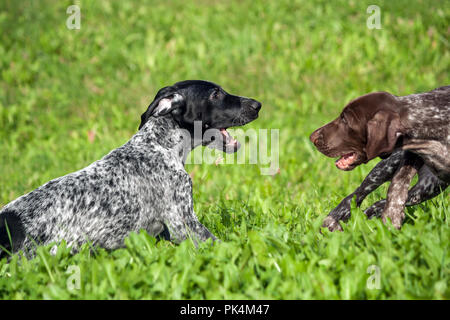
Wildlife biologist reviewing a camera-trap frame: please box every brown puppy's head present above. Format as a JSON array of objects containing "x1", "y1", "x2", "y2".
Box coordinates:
[{"x1": 310, "y1": 92, "x2": 405, "y2": 170}]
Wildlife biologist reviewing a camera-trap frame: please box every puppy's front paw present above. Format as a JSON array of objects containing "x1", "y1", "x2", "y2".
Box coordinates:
[
  {"x1": 211, "y1": 235, "x2": 221, "y2": 244},
  {"x1": 328, "y1": 195, "x2": 353, "y2": 221},
  {"x1": 322, "y1": 216, "x2": 343, "y2": 232}
]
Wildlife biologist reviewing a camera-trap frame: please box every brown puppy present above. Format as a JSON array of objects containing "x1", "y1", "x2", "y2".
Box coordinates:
[{"x1": 310, "y1": 86, "x2": 449, "y2": 229}]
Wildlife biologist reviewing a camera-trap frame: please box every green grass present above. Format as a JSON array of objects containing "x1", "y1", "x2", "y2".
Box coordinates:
[{"x1": 0, "y1": 0, "x2": 449, "y2": 299}]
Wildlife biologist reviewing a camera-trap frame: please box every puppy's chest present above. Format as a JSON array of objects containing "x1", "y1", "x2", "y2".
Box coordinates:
[{"x1": 138, "y1": 156, "x2": 191, "y2": 194}]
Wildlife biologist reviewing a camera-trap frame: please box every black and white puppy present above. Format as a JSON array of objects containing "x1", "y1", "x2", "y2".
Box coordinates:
[{"x1": 0, "y1": 80, "x2": 261, "y2": 258}]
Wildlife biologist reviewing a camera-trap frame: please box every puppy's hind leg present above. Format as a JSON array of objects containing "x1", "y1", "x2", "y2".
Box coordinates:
[
  {"x1": 322, "y1": 150, "x2": 405, "y2": 231},
  {"x1": 0, "y1": 210, "x2": 26, "y2": 259},
  {"x1": 405, "y1": 166, "x2": 449, "y2": 206}
]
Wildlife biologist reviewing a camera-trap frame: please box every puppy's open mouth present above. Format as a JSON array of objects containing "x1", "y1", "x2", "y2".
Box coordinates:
[
  {"x1": 207, "y1": 110, "x2": 260, "y2": 154},
  {"x1": 335, "y1": 152, "x2": 357, "y2": 170},
  {"x1": 220, "y1": 128, "x2": 240, "y2": 150}
]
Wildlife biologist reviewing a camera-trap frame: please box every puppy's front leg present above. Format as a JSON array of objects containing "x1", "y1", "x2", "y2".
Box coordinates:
[
  {"x1": 382, "y1": 153, "x2": 423, "y2": 229},
  {"x1": 165, "y1": 173, "x2": 217, "y2": 245},
  {"x1": 164, "y1": 211, "x2": 217, "y2": 245},
  {"x1": 185, "y1": 212, "x2": 218, "y2": 243},
  {"x1": 364, "y1": 165, "x2": 448, "y2": 218}
]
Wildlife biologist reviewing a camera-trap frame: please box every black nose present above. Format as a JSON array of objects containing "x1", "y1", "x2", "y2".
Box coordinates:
[{"x1": 249, "y1": 100, "x2": 262, "y2": 111}]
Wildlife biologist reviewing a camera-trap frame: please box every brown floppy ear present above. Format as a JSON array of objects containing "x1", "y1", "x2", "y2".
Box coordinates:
[{"x1": 364, "y1": 110, "x2": 403, "y2": 161}]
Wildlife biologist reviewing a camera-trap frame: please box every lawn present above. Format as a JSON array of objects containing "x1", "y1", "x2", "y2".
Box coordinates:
[{"x1": 0, "y1": 0, "x2": 448, "y2": 299}]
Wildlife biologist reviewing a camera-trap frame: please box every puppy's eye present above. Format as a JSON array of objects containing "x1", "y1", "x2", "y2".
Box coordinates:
[{"x1": 341, "y1": 114, "x2": 348, "y2": 125}]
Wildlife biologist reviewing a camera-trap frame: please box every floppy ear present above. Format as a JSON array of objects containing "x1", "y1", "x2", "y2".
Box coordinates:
[
  {"x1": 364, "y1": 110, "x2": 403, "y2": 161},
  {"x1": 139, "y1": 86, "x2": 185, "y2": 129}
]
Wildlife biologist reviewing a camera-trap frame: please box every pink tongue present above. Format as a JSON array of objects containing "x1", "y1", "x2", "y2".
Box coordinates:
[
  {"x1": 220, "y1": 128, "x2": 229, "y2": 136},
  {"x1": 220, "y1": 129, "x2": 237, "y2": 145},
  {"x1": 336, "y1": 153, "x2": 356, "y2": 169}
]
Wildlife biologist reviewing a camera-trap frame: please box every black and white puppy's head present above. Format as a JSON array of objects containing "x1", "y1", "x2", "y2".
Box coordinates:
[{"x1": 139, "y1": 80, "x2": 262, "y2": 153}]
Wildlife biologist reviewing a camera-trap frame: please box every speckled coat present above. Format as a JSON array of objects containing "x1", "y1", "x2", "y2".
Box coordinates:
[{"x1": 0, "y1": 115, "x2": 215, "y2": 258}]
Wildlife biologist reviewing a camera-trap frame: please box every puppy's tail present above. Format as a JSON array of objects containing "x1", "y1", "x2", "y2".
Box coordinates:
[{"x1": 0, "y1": 210, "x2": 25, "y2": 259}]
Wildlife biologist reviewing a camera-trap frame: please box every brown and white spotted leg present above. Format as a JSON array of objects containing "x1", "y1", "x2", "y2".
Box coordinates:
[
  {"x1": 381, "y1": 152, "x2": 424, "y2": 229},
  {"x1": 364, "y1": 165, "x2": 448, "y2": 218},
  {"x1": 402, "y1": 139, "x2": 450, "y2": 183}
]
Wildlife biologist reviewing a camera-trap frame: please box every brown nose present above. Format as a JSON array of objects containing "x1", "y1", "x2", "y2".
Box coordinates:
[{"x1": 309, "y1": 130, "x2": 323, "y2": 146}]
